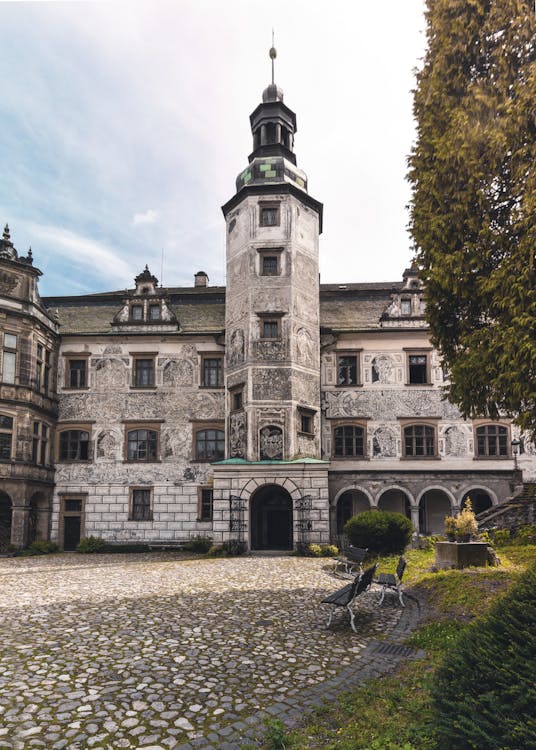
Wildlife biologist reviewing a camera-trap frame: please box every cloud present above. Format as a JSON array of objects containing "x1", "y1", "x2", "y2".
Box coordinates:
[
  {"x1": 132, "y1": 209, "x2": 159, "y2": 226},
  {"x1": 26, "y1": 222, "x2": 133, "y2": 288}
]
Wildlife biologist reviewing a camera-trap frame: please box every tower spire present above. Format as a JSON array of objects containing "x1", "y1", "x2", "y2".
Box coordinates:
[{"x1": 270, "y1": 30, "x2": 276, "y2": 85}]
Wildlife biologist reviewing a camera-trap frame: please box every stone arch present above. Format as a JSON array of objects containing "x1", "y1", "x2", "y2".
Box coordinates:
[
  {"x1": 250, "y1": 484, "x2": 293, "y2": 551},
  {"x1": 417, "y1": 487, "x2": 454, "y2": 534},
  {"x1": 376, "y1": 486, "x2": 414, "y2": 518},
  {"x1": 0, "y1": 491, "x2": 12, "y2": 550},
  {"x1": 241, "y1": 476, "x2": 301, "y2": 502},
  {"x1": 333, "y1": 487, "x2": 373, "y2": 537},
  {"x1": 459, "y1": 487, "x2": 496, "y2": 515}
]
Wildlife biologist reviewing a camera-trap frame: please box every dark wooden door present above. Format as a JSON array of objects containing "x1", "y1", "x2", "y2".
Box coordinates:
[{"x1": 63, "y1": 516, "x2": 81, "y2": 550}]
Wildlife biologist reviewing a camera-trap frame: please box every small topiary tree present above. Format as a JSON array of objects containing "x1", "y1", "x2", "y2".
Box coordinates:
[
  {"x1": 343, "y1": 510, "x2": 413, "y2": 555},
  {"x1": 432, "y1": 563, "x2": 536, "y2": 749}
]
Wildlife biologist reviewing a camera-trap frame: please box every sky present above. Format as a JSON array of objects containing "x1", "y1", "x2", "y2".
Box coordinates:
[{"x1": 0, "y1": 0, "x2": 428, "y2": 297}]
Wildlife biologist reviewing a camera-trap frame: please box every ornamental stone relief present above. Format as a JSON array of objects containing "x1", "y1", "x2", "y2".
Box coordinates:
[
  {"x1": 293, "y1": 372, "x2": 319, "y2": 405},
  {"x1": 295, "y1": 327, "x2": 315, "y2": 366},
  {"x1": 102, "y1": 345, "x2": 124, "y2": 356},
  {"x1": 0, "y1": 270, "x2": 19, "y2": 294},
  {"x1": 229, "y1": 411, "x2": 246, "y2": 458},
  {"x1": 194, "y1": 391, "x2": 225, "y2": 420},
  {"x1": 96, "y1": 429, "x2": 121, "y2": 460},
  {"x1": 161, "y1": 424, "x2": 191, "y2": 460},
  {"x1": 323, "y1": 388, "x2": 462, "y2": 420},
  {"x1": 259, "y1": 425, "x2": 283, "y2": 460},
  {"x1": 252, "y1": 368, "x2": 292, "y2": 401},
  {"x1": 372, "y1": 425, "x2": 398, "y2": 457},
  {"x1": 442, "y1": 425, "x2": 469, "y2": 457},
  {"x1": 54, "y1": 460, "x2": 210, "y2": 486},
  {"x1": 251, "y1": 340, "x2": 288, "y2": 362},
  {"x1": 161, "y1": 358, "x2": 194, "y2": 387},
  {"x1": 296, "y1": 433, "x2": 317, "y2": 458},
  {"x1": 228, "y1": 329, "x2": 245, "y2": 365},
  {"x1": 371, "y1": 355, "x2": 395, "y2": 384},
  {"x1": 94, "y1": 358, "x2": 127, "y2": 389},
  {"x1": 225, "y1": 293, "x2": 248, "y2": 326}
]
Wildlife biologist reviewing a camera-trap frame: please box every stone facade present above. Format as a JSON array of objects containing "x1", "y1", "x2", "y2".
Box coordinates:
[{"x1": 1, "y1": 77, "x2": 535, "y2": 552}]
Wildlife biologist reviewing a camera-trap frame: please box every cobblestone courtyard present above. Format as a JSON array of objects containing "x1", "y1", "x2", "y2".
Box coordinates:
[{"x1": 0, "y1": 553, "x2": 420, "y2": 749}]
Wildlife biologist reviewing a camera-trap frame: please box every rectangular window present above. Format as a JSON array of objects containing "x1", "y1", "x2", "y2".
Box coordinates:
[
  {"x1": 408, "y1": 354, "x2": 429, "y2": 384},
  {"x1": 262, "y1": 255, "x2": 279, "y2": 276},
  {"x1": 0, "y1": 415, "x2": 13, "y2": 461},
  {"x1": 32, "y1": 421, "x2": 39, "y2": 464},
  {"x1": 36, "y1": 344, "x2": 43, "y2": 390},
  {"x1": 198, "y1": 488, "x2": 213, "y2": 522},
  {"x1": 403, "y1": 424, "x2": 436, "y2": 457},
  {"x1": 149, "y1": 304, "x2": 161, "y2": 320},
  {"x1": 32, "y1": 421, "x2": 49, "y2": 465},
  {"x1": 300, "y1": 413, "x2": 313, "y2": 434},
  {"x1": 44, "y1": 350, "x2": 51, "y2": 392},
  {"x1": 337, "y1": 354, "x2": 359, "y2": 386},
  {"x1": 401, "y1": 299, "x2": 412, "y2": 315},
  {"x1": 68, "y1": 359, "x2": 87, "y2": 389},
  {"x1": 2, "y1": 333, "x2": 17, "y2": 384},
  {"x1": 202, "y1": 356, "x2": 223, "y2": 388},
  {"x1": 232, "y1": 390, "x2": 243, "y2": 411},
  {"x1": 41, "y1": 424, "x2": 48, "y2": 465},
  {"x1": 59, "y1": 429, "x2": 90, "y2": 461},
  {"x1": 130, "y1": 488, "x2": 152, "y2": 521},
  {"x1": 133, "y1": 358, "x2": 155, "y2": 388},
  {"x1": 262, "y1": 319, "x2": 280, "y2": 339},
  {"x1": 64, "y1": 499, "x2": 83, "y2": 512},
  {"x1": 131, "y1": 305, "x2": 143, "y2": 321},
  {"x1": 260, "y1": 205, "x2": 280, "y2": 227}
]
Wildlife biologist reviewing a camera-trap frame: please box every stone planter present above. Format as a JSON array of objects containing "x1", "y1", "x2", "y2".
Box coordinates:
[{"x1": 435, "y1": 541, "x2": 489, "y2": 570}]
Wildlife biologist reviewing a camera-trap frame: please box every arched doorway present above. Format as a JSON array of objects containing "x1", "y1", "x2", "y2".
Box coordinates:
[
  {"x1": 336, "y1": 490, "x2": 371, "y2": 536},
  {"x1": 0, "y1": 492, "x2": 12, "y2": 550},
  {"x1": 378, "y1": 489, "x2": 411, "y2": 519},
  {"x1": 419, "y1": 490, "x2": 452, "y2": 534},
  {"x1": 251, "y1": 485, "x2": 293, "y2": 550},
  {"x1": 461, "y1": 489, "x2": 493, "y2": 516}
]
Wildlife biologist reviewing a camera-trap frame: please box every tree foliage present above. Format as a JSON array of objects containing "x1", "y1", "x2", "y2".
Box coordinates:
[
  {"x1": 431, "y1": 563, "x2": 536, "y2": 749},
  {"x1": 408, "y1": 0, "x2": 536, "y2": 436}
]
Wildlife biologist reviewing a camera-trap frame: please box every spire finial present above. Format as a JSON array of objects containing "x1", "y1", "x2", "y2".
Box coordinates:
[
  {"x1": 269, "y1": 29, "x2": 277, "y2": 85},
  {"x1": 3, "y1": 224, "x2": 10, "y2": 241}
]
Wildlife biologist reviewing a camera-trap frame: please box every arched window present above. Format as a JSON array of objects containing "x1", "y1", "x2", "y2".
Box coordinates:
[
  {"x1": 195, "y1": 429, "x2": 225, "y2": 461},
  {"x1": 127, "y1": 429, "x2": 158, "y2": 461},
  {"x1": 476, "y1": 425, "x2": 508, "y2": 457},
  {"x1": 404, "y1": 425, "x2": 436, "y2": 457},
  {"x1": 59, "y1": 430, "x2": 89, "y2": 461},
  {"x1": 333, "y1": 425, "x2": 365, "y2": 457}
]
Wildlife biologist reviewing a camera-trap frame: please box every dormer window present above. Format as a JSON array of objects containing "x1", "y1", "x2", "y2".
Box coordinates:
[
  {"x1": 149, "y1": 304, "x2": 161, "y2": 321},
  {"x1": 401, "y1": 299, "x2": 411, "y2": 315},
  {"x1": 131, "y1": 305, "x2": 143, "y2": 321}
]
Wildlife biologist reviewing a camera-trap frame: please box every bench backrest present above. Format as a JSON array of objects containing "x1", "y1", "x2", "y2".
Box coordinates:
[
  {"x1": 345, "y1": 545, "x2": 368, "y2": 563},
  {"x1": 396, "y1": 556, "x2": 407, "y2": 581},
  {"x1": 355, "y1": 563, "x2": 377, "y2": 596}
]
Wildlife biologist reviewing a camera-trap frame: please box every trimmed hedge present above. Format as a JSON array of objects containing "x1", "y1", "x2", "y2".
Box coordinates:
[
  {"x1": 432, "y1": 563, "x2": 536, "y2": 749},
  {"x1": 343, "y1": 510, "x2": 413, "y2": 555}
]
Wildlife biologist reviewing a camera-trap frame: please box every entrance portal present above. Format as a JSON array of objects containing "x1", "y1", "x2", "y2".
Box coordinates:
[{"x1": 251, "y1": 485, "x2": 293, "y2": 550}]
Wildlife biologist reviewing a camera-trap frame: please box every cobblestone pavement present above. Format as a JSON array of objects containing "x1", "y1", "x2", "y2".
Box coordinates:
[{"x1": 0, "y1": 553, "x2": 423, "y2": 749}]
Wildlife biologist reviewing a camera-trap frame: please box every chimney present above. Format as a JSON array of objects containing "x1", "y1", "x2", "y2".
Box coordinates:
[{"x1": 194, "y1": 271, "x2": 209, "y2": 288}]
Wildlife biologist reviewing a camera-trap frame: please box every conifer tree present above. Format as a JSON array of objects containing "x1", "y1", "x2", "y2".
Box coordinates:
[{"x1": 408, "y1": 0, "x2": 536, "y2": 436}]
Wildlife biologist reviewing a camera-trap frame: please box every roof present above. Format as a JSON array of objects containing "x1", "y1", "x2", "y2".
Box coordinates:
[{"x1": 42, "y1": 280, "x2": 416, "y2": 336}]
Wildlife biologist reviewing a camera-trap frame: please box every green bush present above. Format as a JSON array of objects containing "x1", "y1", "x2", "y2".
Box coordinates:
[
  {"x1": 515, "y1": 524, "x2": 536, "y2": 545},
  {"x1": 431, "y1": 563, "x2": 536, "y2": 749},
  {"x1": 320, "y1": 544, "x2": 339, "y2": 557},
  {"x1": 344, "y1": 511, "x2": 413, "y2": 555},
  {"x1": 491, "y1": 528, "x2": 511, "y2": 547},
  {"x1": 30, "y1": 540, "x2": 59, "y2": 554},
  {"x1": 184, "y1": 535, "x2": 213, "y2": 554},
  {"x1": 76, "y1": 536, "x2": 107, "y2": 554}
]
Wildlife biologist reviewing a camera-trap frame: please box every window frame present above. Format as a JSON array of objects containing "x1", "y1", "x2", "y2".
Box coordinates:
[
  {"x1": 298, "y1": 407, "x2": 315, "y2": 436},
  {"x1": 64, "y1": 356, "x2": 89, "y2": 390},
  {"x1": 1, "y1": 332, "x2": 17, "y2": 384},
  {"x1": 336, "y1": 351, "x2": 361, "y2": 387},
  {"x1": 197, "y1": 486, "x2": 214, "y2": 522},
  {"x1": 402, "y1": 422, "x2": 438, "y2": 459},
  {"x1": 125, "y1": 425, "x2": 160, "y2": 462},
  {"x1": 404, "y1": 349, "x2": 432, "y2": 385},
  {"x1": 332, "y1": 423, "x2": 367, "y2": 458},
  {"x1": 193, "y1": 423, "x2": 225, "y2": 462},
  {"x1": 258, "y1": 314, "x2": 283, "y2": 340},
  {"x1": 57, "y1": 427, "x2": 92, "y2": 462},
  {"x1": 259, "y1": 202, "x2": 280, "y2": 227},
  {"x1": 0, "y1": 414, "x2": 14, "y2": 461},
  {"x1": 474, "y1": 423, "x2": 510, "y2": 459},
  {"x1": 200, "y1": 354, "x2": 224, "y2": 389},
  {"x1": 131, "y1": 354, "x2": 156, "y2": 389},
  {"x1": 230, "y1": 385, "x2": 244, "y2": 412},
  {"x1": 32, "y1": 421, "x2": 50, "y2": 466},
  {"x1": 129, "y1": 487, "x2": 153, "y2": 522}
]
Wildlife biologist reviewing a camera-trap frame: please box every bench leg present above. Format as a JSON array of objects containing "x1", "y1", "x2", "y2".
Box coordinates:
[
  {"x1": 346, "y1": 604, "x2": 357, "y2": 633},
  {"x1": 397, "y1": 586, "x2": 405, "y2": 607},
  {"x1": 378, "y1": 585, "x2": 386, "y2": 606},
  {"x1": 325, "y1": 609, "x2": 335, "y2": 629}
]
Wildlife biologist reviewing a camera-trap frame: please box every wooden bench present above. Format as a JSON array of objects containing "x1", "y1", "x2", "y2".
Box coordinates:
[
  {"x1": 377, "y1": 556, "x2": 406, "y2": 607},
  {"x1": 334, "y1": 545, "x2": 368, "y2": 577},
  {"x1": 322, "y1": 563, "x2": 378, "y2": 632}
]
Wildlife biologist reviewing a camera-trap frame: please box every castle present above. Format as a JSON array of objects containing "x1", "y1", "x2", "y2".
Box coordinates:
[{"x1": 1, "y1": 62, "x2": 532, "y2": 552}]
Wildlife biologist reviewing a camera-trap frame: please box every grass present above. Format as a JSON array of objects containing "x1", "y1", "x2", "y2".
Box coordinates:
[{"x1": 265, "y1": 543, "x2": 536, "y2": 750}]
